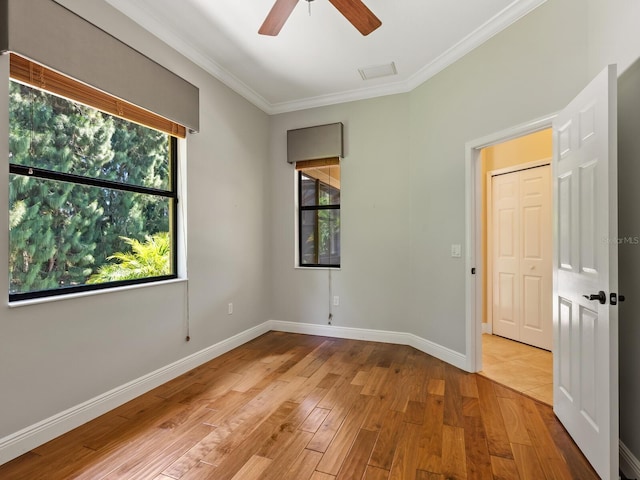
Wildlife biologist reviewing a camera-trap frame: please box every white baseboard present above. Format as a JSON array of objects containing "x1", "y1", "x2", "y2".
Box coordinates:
[
  {"x1": 266, "y1": 320, "x2": 468, "y2": 370},
  {"x1": 0, "y1": 321, "x2": 271, "y2": 466},
  {"x1": 482, "y1": 322, "x2": 492, "y2": 334},
  {"x1": 5, "y1": 318, "x2": 633, "y2": 477},
  {"x1": 621, "y1": 440, "x2": 640, "y2": 479}
]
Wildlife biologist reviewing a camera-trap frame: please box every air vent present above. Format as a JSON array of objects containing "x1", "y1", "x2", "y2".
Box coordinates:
[{"x1": 358, "y1": 62, "x2": 397, "y2": 80}]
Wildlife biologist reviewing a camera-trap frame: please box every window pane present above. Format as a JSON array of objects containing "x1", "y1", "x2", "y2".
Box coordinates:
[
  {"x1": 319, "y1": 182, "x2": 340, "y2": 206},
  {"x1": 9, "y1": 174, "x2": 172, "y2": 295},
  {"x1": 9, "y1": 81, "x2": 171, "y2": 191},
  {"x1": 299, "y1": 166, "x2": 340, "y2": 207},
  {"x1": 318, "y1": 209, "x2": 340, "y2": 265},
  {"x1": 300, "y1": 210, "x2": 317, "y2": 265},
  {"x1": 300, "y1": 174, "x2": 317, "y2": 207},
  {"x1": 300, "y1": 209, "x2": 340, "y2": 266}
]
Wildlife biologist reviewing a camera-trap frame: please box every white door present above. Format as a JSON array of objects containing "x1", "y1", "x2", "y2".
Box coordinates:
[
  {"x1": 492, "y1": 172, "x2": 520, "y2": 341},
  {"x1": 553, "y1": 65, "x2": 619, "y2": 480},
  {"x1": 519, "y1": 166, "x2": 552, "y2": 349},
  {"x1": 492, "y1": 165, "x2": 552, "y2": 350}
]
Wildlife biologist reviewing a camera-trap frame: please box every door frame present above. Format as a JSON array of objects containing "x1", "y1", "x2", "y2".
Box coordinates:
[
  {"x1": 486, "y1": 159, "x2": 551, "y2": 338},
  {"x1": 465, "y1": 113, "x2": 556, "y2": 373}
]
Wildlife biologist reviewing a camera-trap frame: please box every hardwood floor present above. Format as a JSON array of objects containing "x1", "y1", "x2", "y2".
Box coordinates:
[
  {"x1": 480, "y1": 334, "x2": 553, "y2": 405},
  {"x1": 0, "y1": 331, "x2": 597, "y2": 479}
]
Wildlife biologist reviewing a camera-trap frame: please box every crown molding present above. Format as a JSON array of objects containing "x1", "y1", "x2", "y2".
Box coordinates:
[{"x1": 106, "y1": 0, "x2": 547, "y2": 116}]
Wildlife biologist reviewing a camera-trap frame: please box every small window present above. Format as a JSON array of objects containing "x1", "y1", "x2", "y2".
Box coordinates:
[
  {"x1": 297, "y1": 160, "x2": 340, "y2": 267},
  {"x1": 9, "y1": 70, "x2": 178, "y2": 301}
]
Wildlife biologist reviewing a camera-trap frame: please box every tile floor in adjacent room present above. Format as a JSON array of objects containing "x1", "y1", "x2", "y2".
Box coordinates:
[{"x1": 480, "y1": 333, "x2": 553, "y2": 405}]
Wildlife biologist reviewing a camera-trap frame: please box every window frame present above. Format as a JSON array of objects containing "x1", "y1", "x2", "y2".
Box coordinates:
[
  {"x1": 297, "y1": 167, "x2": 341, "y2": 268},
  {"x1": 8, "y1": 64, "x2": 181, "y2": 302}
]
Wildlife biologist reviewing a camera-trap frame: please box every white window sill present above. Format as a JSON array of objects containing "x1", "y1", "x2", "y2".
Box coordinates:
[
  {"x1": 8, "y1": 277, "x2": 188, "y2": 308},
  {"x1": 294, "y1": 266, "x2": 341, "y2": 271}
]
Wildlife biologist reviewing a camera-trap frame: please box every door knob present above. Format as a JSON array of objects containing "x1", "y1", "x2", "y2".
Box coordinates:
[{"x1": 583, "y1": 291, "x2": 607, "y2": 304}]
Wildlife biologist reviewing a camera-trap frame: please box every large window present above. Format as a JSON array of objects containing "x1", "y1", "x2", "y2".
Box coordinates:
[
  {"x1": 9, "y1": 66, "x2": 178, "y2": 301},
  {"x1": 298, "y1": 160, "x2": 340, "y2": 267}
]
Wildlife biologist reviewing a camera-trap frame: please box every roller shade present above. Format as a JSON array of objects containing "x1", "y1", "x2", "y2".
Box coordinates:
[
  {"x1": 1, "y1": 0, "x2": 199, "y2": 133},
  {"x1": 287, "y1": 122, "x2": 344, "y2": 164}
]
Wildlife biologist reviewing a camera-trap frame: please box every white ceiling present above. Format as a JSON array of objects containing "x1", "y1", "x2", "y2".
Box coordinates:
[{"x1": 105, "y1": 0, "x2": 546, "y2": 114}]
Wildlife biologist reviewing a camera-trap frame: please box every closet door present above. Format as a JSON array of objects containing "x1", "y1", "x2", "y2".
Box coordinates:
[
  {"x1": 519, "y1": 165, "x2": 552, "y2": 349},
  {"x1": 491, "y1": 166, "x2": 552, "y2": 350},
  {"x1": 492, "y1": 172, "x2": 520, "y2": 342}
]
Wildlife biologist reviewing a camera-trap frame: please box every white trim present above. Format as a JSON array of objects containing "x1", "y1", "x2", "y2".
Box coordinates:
[
  {"x1": 267, "y1": 320, "x2": 467, "y2": 370},
  {"x1": 620, "y1": 440, "x2": 640, "y2": 480},
  {"x1": 465, "y1": 114, "x2": 557, "y2": 373},
  {"x1": 0, "y1": 321, "x2": 271, "y2": 466},
  {"x1": 482, "y1": 323, "x2": 492, "y2": 334}
]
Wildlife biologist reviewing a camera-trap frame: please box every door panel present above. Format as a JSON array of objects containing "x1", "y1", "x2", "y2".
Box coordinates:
[
  {"x1": 493, "y1": 173, "x2": 520, "y2": 340},
  {"x1": 552, "y1": 64, "x2": 618, "y2": 480},
  {"x1": 491, "y1": 165, "x2": 552, "y2": 349},
  {"x1": 519, "y1": 166, "x2": 552, "y2": 348}
]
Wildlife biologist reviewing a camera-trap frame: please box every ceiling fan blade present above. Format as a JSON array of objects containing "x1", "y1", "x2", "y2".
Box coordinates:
[
  {"x1": 259, "y1": 0, "x2": 299, "y2": 36},
  {"x1": 328, "y1": 0, "x2": 381, "y2": 36}
]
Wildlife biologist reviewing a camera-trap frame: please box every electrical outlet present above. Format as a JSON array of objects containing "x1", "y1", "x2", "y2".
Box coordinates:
[
  {"x1": 333, "y1": 296, "x2": 340, "y2": 306},
  {"x1": 228, "y1": 303, "x2": 233, "y2": 315}
]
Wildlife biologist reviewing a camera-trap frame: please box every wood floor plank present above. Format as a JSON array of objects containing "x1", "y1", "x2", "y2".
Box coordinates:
[
  {"x1": 300, "y1": 407, "x2": 332, "y2": 433},
  {"x1": 259, "y1": 430, "x2": 315, "y2": 480},
  {"x1": 351, "y1": 370, "x2": 370, "y2": 386},
  {"x1": 388, "y1": 422, "x2": 422, "y2": 480},
  {"x1": 462, "y1": 412, "x2": 493, "y2": 480},
  {"x1": 462, "y1": 396, "x2": 481, "y2": 418},
  {"x1": 335, "y1": 428, "x2": 379, "y2": 480},
  {"x1": 404, "y1": 399, "x2": 425, "y2": 425},
  {"x1": 310, "y1": 472, "x2": 337, "y2": 480},
  {"x1": 459, "y1": 373, "x2": 479, "y2": 398},
  {"x1": 416, "y1": 394, "x2": 444, "y2": 473},
  {"x1": 368, "y1": 409, "x2": 404, "y2": 470},
  {"x1": 427, "y1": 378, "x2": 445, "y2": 396},
  {"x1": 228, "y1": 455, "x2": 272, "y2": 480},
  {"x1": 361, "y1": 366, "x2": 389, "y2": 396},
  {"x1": 491, "y1": 455, "x2": 521, "y2": 480},
  {"x1": 316, "y1": 395, "x2": 376, "y2": 475},
  {"x1": 497, "y1": 396, "x2": 533, "y2": 446},
  {"x1": 475, "y1": 375, "x2": 513, "y2": 459},
  {"x1": 441, "y1": 424, "x2": 467, "y2": 480},
  {"x1": 0, "y1": 332, "x2": 600, "y2": 480},
  {"x1": 415, "y1": 471, "x2": 445, "y2": 480},
  {"x1": 443, "y1": 364, "x2": 465, "y2": 428},
  {"x1": 307, "y1": 384, "x2": 363, "y2": 453},
  {"x1": 282, "y1": 449, "x2": 323, "y2": 480},
  {"x1": 511, "y1": 442, "x2": 546, "y2": 480},
  {"x1": 363, "y1": 465, "x2": 391, "y2": 480}
]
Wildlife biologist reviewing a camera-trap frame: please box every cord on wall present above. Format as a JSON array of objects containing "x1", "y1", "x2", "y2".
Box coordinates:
[
  {"x1": 328, "y1": 268, "x2": 333, "y2": 325},
  {"x1": 179, "y1": 138, "x2": 190, "y2": 342}
]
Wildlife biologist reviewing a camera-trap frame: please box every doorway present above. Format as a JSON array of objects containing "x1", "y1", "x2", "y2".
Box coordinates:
[{"x1": 466, "y1": 123, "x2": 554, "y2": 404}]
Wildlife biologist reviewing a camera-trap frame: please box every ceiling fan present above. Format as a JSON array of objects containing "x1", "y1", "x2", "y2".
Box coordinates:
[{"x1": 259, "y1": 0, "x2": 381, "y2": 36}]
